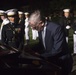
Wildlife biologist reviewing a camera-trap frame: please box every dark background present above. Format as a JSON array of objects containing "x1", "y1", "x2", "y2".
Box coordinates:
[
  {"x1": 0, "y1": 0, "x2": 76, "y2": 15},
  {"x1": 0, "y1": 0, "x2": 75, "y2": 9}
]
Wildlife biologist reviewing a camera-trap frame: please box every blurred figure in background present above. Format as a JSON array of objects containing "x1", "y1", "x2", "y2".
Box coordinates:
[
  {"x1": 18, "y1": 11, "x2": 25, "y2": 50},
  {"x1": 24, "y1": 12, "x2": 30, "y2": 45},
  {"x1": 0, "y1": 10, "x2": 9, "y2": 43},
  {"x1": 31, "y1": 14, "x2": 39, "y2": 40},
  {"x1": 71, "y1": 12, "x2": 76, "y2": 55},
  {"x1": 2, "y1": 9, "x2": 24, "y2": 50},
  {"x1": 32, "y1": 28, "x2": 39, "y2": 40},
  {"x1": 58, "y1": 9, "x2": 71, "y2": 43}
]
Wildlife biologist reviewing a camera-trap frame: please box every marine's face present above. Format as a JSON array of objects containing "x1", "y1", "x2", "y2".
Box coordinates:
[
  {"x1": 0, "y1": 15, "x2": 5, "y2": 20},
  {"x1": 19, "y1": 14, "x2": 22, "y2": 18},
  {"x1": 29, "y1": 21, "x2": 44, "y2": 31},
  {"x1": 8, "y1": 16, "x2": 15, "y2": 23},
  {"x1": 25, "y1": 15, "x2": 28, "y2": 18},
  {"x1": 64, "y1": 12, "x2": 69, "y2": 18}
]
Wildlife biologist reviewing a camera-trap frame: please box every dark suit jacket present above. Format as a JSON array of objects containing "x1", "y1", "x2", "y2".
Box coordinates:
[{"x1": 38, "y1": 22, "x2": 69, "y2": 58}]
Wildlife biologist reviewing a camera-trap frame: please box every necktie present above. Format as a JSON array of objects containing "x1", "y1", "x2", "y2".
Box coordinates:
[{"x1": 42, "y1": 26, "x2": 46, "y2": 49}]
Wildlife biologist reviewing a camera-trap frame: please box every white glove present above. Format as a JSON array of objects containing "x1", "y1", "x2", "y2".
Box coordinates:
[
  {"x1": 75, "y1": 31, "x2": 76, "y2": 34},
  {"x1": 66, "y1": 25, "x2": 70, "y2": 29}
]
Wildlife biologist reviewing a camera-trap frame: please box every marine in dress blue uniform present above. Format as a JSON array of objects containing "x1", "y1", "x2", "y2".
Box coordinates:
[
  {"x1": 2, "y1": 9, "x2": 24, "y2": 50},
  {"x1": 58, "y1": 9, "x2": 71, "y2": 43}
]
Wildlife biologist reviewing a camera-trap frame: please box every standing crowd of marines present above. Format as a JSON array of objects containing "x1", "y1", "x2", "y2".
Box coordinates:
[{"x1": 0, "y1": 9, "x2": 39, "y2": 51}]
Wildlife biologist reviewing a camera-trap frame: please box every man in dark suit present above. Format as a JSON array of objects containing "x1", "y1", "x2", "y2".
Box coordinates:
[{"x1": 29, "y1": 10, "x2": 73, "y2": 75}]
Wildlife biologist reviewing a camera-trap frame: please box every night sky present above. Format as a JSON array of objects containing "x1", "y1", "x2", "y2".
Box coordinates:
[
  {"x1": 0, "y1": 0, "x2": 76, "y2": 12},
  {"x1": 0, "y1": 0, "x2": 50, "y2": 10},
  {"x1": 0, "y1": 0, "x2": 30, "y2": 9}
]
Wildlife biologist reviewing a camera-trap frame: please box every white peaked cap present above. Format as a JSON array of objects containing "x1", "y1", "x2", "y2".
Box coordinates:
[
  {"x1": 24, "y1": 12, "x2": 29, "y2": 15},
  {"x1": 18, "y1": 11, "x2": 23, "y2": 14},
  {"x1": 6, "y1": 9, "x2": 18, "y2": 13},
  {"x1": 7, "y1": 9, "x2": 18, "y2": 16},
  {"x1": 0, "y1": 10, "x2": 5, "y2": 13},
  {"x1": 0, "y1": 10, "x2": 5, "y2": 15},
  {"x1": 63, "y1": 9, "x2": 70, "y2": 12},
  {"x1": 5, "y1": 10, "x2": 11, "y2": 14},
  {"x1": 7, "y1": 11, "x2": 16, "y2": 16}
]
